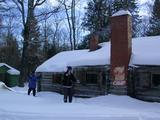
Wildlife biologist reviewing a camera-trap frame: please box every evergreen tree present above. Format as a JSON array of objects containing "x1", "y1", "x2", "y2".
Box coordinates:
[
  {"x1": 82, "y1": 0, "x2": 110, "y2": 43},
  {"x1": 0, "y1": 33, "x2": 20, "y2": 68},
  {"x1": 146, "y1": 0, "x2": 160, "y2": 36},
  {"x1": 47, "y1": 42, "x2": 59, "y2": 59},
  {"x1": 111, "y1": 0, "x2": 141, "y2": 37},
  {"x1": 26, "y1": 16, "x2": 41, "y2": 73},
  {"x1": 12, "y1": 0, "x2": 47, "y2": 86},
  {"x1": 0, "y1": 16, "x2": 3, "y2": 37},
  {"x1": 77, "y1": 34, "x2": 90, "y2": 49}
]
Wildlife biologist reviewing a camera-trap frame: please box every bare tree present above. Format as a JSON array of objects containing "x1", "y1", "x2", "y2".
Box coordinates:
[
  {"x1": 0, "y1": 0, "x2": 9, "y2": 12},
  {"x1": 41, "y1": 15, "x2": 59, "y2": 58},
  {"x1": 58, "y1": 0, "x2": 73, "y2": 50},
  {"x1": 11, "y1": 0, "x2": 47, "y2": 86},
  {"x1": 37, "y1": 5, "x2": 62, "y2": 58},
  {"x1": 57, "y1": 0, "x2": 80, "y2": 50},
  {"x1": 0, "y1": 0, "x2": 8, "y2": 36},
  {"x1": 71, "y1": 0, "x2": 76, "y2": 50}
]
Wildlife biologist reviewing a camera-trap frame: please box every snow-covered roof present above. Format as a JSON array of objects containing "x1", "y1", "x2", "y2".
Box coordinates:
[
  {"x1": 131, "y1": 36, "x2": 160, "y2": 66},
  {"x1": 36, "y1": 36, "x2": 160, "y2": 73},
  {"x1": 36, "y1": 43, "x2": 110, "y2": 72},
  {"x1": 0, "y1": 63, "x2": 20, "y2": 75},
  {"x1": 112, "y1": 10, "x2": 131, "y2": 17}
]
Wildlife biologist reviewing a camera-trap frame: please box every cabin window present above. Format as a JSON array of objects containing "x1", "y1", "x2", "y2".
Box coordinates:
[
  {"x1": 0, "y1": 73, "x2": 5, "y2": 82},
  {"x1": 86, "y1": 73, "x2": 98, "y2": 84},
  {"x1": 52, "y1": 74, "x2": 62, "y2": 84},
  {"x1": 152, "y1": 74, "x2": 160, "y2": 87}
]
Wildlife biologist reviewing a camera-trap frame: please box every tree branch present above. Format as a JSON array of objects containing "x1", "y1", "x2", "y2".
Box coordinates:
[
  {"x1": 34, "y1": 0, "x2": 46, "y2": 8},
  {"x1": 0, "y1": 0, "x2": 11, "y2": 12},
  {"x1": 12, "y1": 0, "x2": 25, "y2": 26},
  {"x1": 35, "y1": 6, "x2": 61, "y2": 18},
  {"x1": 0, "y1": 0, "x2": 5, "y2": 2},
  {"x1": 12, "y1": 0, "x2": 23, "y2": 13}
]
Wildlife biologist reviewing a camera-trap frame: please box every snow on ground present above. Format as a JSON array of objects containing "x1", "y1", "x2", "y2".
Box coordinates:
[{"x1": 0, "y1": 83, "x2": 160, "y2": 120}]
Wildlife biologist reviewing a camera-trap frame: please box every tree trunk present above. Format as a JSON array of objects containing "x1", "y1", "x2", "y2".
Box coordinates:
[
  {"x1": 19, "y1": 0, "x2": 35, "y2": 86},
  {"x1": 71, "y1": 0, "x2": 76, "y2": 50},
  {"x1": 64, "y1": 0, "x2": 73, "y2": 50},
  {"x1": 19, "y1": 37, "x2": 28, "y2": 86}
]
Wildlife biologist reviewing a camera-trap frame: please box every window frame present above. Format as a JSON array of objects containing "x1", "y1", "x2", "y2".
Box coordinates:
[
  {"x1": 86, "y1": 72, "x2": 98, "y2": 84},
  {"x1": 52, "y1": 73, "x2": 62, "y2": 84},
  {"x1": 151, "y1": 73, "x2": 160, "y2": 88}
]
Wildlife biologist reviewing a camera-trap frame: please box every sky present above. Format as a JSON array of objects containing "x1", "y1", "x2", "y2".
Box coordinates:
[
  {"x1": 139, "y1": 0, "x2": 154, "y2": 16},
  {"x1": 139, "y1": 0, "x2": 147, "y2": 4},
  {"x1": 2, "y1": 0, "x2": 153, "y2": 43},
  {"x1": 139, "y1": 0, "x2": 153, "y2": 4}
]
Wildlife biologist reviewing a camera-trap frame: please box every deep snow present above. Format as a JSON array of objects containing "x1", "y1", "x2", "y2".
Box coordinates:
[
  {"x1": 0, "y1": 63, "x2": 20, "y2": 75},
  {"x1": 0, "y1": 82, "x2": 160, "y2": 120},
  {"x1": 36, "y1": 36, "x2": 160, "y2": 73}
]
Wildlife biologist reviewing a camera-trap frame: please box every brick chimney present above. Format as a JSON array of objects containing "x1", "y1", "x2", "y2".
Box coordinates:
[
  {"x1": 89, "y1": 34, "x2": 99, "y2": 51},
  {"x1": 110, "y1": 10, "x2": 132, "y2": 94}
]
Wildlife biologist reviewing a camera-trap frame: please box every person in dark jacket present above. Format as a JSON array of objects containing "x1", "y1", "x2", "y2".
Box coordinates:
[
  {"x1": 28, "y1": 71, "x2": 41, "y2": 96},
  {"x1": 62, "y1": 66, "x2": 77, "y2": 103}
]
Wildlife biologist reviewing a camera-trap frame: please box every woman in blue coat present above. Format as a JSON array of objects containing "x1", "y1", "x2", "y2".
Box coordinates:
[{"x1": 28, "y1": 71, "x2": 41, "y2": 96}]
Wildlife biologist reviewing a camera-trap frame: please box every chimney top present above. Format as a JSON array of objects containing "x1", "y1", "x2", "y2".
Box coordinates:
[
  {"x1": 89, "y1": 34, "x2": 99, "y2": 51},
  {"x1": 112, "y1": 10, "x2": 131, "y2": 17}
]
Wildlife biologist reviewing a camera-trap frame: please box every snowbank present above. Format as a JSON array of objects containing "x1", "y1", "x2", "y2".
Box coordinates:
[
  {"x1": 0, "y1": 82, "x2": 5, "y2": 89},
  {"x1": 0, "y1": 87, "x2": 160, "y2": 120},
  {"x1": 0, "y1": 82, "x2": 15, "y2": 92}
]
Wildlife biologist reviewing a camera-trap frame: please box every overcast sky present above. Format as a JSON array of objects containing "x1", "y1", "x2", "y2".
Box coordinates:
[
  {"x1": 139, "y1": 0, "x2": 154, "y2": 16},
  {"x1": 139, "y1": 0, "x2": 153, "y2": 4}
]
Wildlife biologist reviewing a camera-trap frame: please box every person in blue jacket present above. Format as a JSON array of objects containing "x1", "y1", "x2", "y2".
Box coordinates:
[{"x1": 28, "y1": 71, "x2": 41, "y2": 96}]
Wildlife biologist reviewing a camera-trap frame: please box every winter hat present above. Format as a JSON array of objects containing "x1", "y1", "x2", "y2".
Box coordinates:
[{"x1": 67, "y1": 66, "x2": 72, "y2": 70}]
